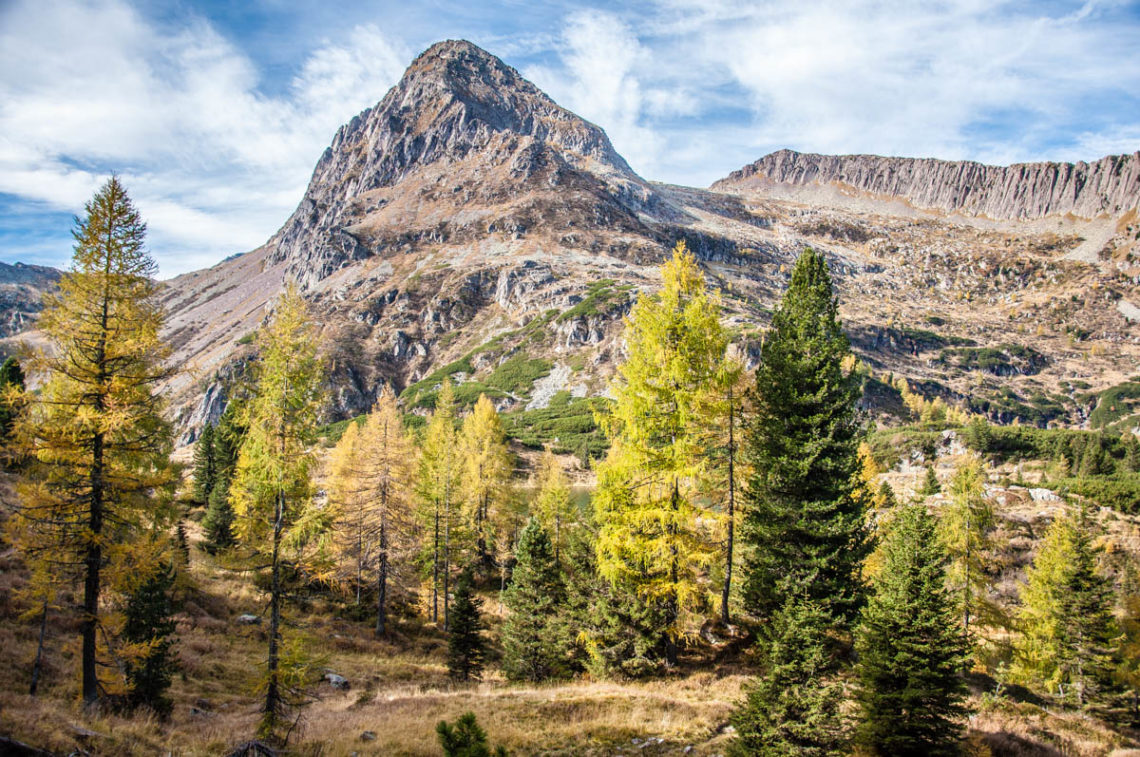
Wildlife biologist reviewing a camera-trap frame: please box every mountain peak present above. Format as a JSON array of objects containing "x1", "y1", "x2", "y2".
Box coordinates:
[{"x1": 265, "y1": 39, "x2": 639, "y2": 285}]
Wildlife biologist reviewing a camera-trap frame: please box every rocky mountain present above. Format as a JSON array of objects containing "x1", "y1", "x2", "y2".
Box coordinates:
[
  {"x1": 0, "y1": 262, "x2": 60, "y2": 342},
  {"x1": 4, "y1": 40, "x2": 1138, "y2": 444},
  {"x1": 714, "y1": 148, "x2": 1140, "y2": 223}
]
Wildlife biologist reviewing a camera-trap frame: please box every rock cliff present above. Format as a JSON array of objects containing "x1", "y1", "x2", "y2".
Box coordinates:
[{"x1": 714, "y1": 148, "x2": 1140, "y2": 221}]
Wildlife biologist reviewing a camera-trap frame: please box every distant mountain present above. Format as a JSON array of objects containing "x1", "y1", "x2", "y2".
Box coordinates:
[
  {"x1": 7, "y1": 41, "x2": 1140, "y2": 442},
  {"x1": 713, "y1": 148, "x2": 1140, "y2": 222},
  {"x1": 0, "y1": 262, "x2": 60, "y2": 341}
]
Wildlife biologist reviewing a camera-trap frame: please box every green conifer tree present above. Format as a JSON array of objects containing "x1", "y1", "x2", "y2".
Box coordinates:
[
  {"x1": 448, "y1": 569, "x2": 486, "y2": 682},
  {"x1": 436, "y1": 712, "x2": 508, "y2": 757},
  {"x1": 191, "y1": 423, "x2": 217, "y2": 504},
  {"x1": 0, "y1": 356, "x2": 26, "y2": 446},
  {"x1": 920, "y1": 466, "x2": 941, "y2": 496},
  {"x1": 122, "y1": 561, "x2": 177, "y2": 717},
  {"x1": 730, "y1": 594, "x2": 849, "y2": 756},
  {"x1": 742, "y1": 247, "x2": 868, "y2": 626},
  {"x1": 855, "y1": 504, "x2": 970, "y2": 756},
  {"x1": 201, "y1": 400, "x2": 244, "y2": 552},
  {"x1": 502, "y1": 519, "x2": 567, "y2": 682}
]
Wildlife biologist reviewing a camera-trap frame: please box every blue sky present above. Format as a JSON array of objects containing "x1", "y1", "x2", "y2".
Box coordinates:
[{"x1": 2, "y1": 0, "x2": 1138, "y2": 277}]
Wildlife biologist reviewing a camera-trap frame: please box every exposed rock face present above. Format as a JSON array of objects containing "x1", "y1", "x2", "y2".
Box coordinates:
[
  {"x1": 0, "y1": 262, "x2": 60, "y2": 341},
  {"x1": 714, "y1": 149, "x2": 1140, "y2": 221}
]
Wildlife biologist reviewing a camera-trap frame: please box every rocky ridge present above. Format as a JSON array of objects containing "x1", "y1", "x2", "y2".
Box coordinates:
[{"x1": 713, "y1": 148, "x2": 1140, "y2": 222}]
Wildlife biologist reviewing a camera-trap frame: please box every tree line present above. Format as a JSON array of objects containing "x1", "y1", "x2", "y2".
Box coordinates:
[{"x1": 5, "y1": 178, "x2": 1137, "y2": 753}]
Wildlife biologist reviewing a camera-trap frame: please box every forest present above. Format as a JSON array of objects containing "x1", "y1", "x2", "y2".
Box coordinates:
[{"x1": 2, "y1": 179, "x2": 1139, "y2": 756}]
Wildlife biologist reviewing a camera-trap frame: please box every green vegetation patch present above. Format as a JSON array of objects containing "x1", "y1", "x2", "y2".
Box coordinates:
[
  {"x1": 484, "y1": 355, "x2": 553, "y2": 395},
  {"x1": 556, "y1": 280, "x2": 635, "y2": 322},
  {"x1": 939, "y1": 343, "x2": 1046, "y2": 376},
  {"x1": 502, "y1": 397, "x2": 611, "y2": 459},
  {"x1": 1087, "y1": 379, "x2": 1140, "y2": 429}
]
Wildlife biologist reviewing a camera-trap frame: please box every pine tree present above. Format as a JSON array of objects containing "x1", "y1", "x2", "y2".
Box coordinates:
[
  {"x1": 502, "y1": 519, "x2": 568, "y2": 682},
  {"x1": 191, "y1": 423, "x2": 217, "y2": 504},
  {"x1": 11, "y1": 177, "x2": 174, "y2": 706},
  {"x1": 920, "y1": 466, "x2": 941, "y2": 496},
  {"x1": 742, "y1": 247, "x2": 868, "y2": 627},
  {"x1": 229, "y1": 284, "x2": 327, "y2": 737},
  {"x1": 327, "y1": 387, "x2": 415, "y2": 635},
  {"x1": 121, "y1": 560, "x2": 177, "y2": 717},
  {"x1": 594, "y1": 241, "x2": 726, "y2": 665},
  {"x1": 436, "y1": 712, "x2": 508, "y2": 757},
  {"x1": 418, "y1": 380, "x2": 462, "y2": 628},
  {"x1": 1014, "y1": 510, "x2": 1119, "y2": 707},
  {"x1": 940, "y1": 458, "x2": 1000, "y2": 638},
  {"x1": 0, "y1": 356, "x2": 26, "y2": 447},
  {"x1": 1123, "y1": 433, "x2": 1140, "y2": 474},
  {"x1": 460, "y1": 394, "x2": 512, "y2": 579},
  {"x1": 532, "y1": 447, "x2": 575, "y2": 564},
  {"x1": 730, "y1": 594, "x2": 849, "y2": 756},
  {"x1": 855, "y1": 504, "x2": 969, "y2": 756},
  {"x1": 448, "y1": 569, "x2": 486, "y2": 682}
]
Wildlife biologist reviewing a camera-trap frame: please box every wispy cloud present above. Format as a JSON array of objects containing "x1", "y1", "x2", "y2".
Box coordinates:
[
  {"x1": 0, "y1": 0, "x2": 1137, "y2": 275},
  {"x1": 0, "y1": 0, "x2": 408, "y2": 276}
]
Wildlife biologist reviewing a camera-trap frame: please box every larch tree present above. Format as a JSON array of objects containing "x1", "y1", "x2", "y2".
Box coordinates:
[
  {"x1": 459, "y1": 393, "x2": 512, "y2": 579},
  {"x1": 741, "y1": 247, "x2": 869, "y2": 627},
  {"x1": 594, "y1": 241, "x2": 726, "y2": 665},
  {"x1": 855, "y1": 504, "x2": 970, "y2": 756},
  {"x1": 327, "y1": 387, "x2": 415, "y2": 635},
  {"x1": 229, "y1": 284, "x2": 327, "y2": 738},
  {"x1": 939, "y1": 457, "x2": 1000, "y2": 638},
  {"x1": 417, "y1": 380, "x2": 461, "y2": 628},
  {"x1": 11, "y1": 177, "x2": 174, "y2": 706},
  {"x1": 532, "y1": 446, "x2": 575, "y2": 564}
]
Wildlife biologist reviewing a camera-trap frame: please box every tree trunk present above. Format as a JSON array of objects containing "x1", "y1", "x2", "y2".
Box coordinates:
[
  {"x1": 29, "y1": 602, "x2": 47, "y2": 696},
  {"x1": 82, "y1": 430, "x2": 104, "y2": 706},
  {"x1": 665, "y1": 476, "x2": 680, "y2": 667},
  {"x1": 443, "y1": 494, "x2": 451, "y2": 632},
  {"x1": 265, "y1": 490, "x2": 284, "y2": 726},
  {"x1": 721, "y1": 386, "x2": 736, "y2": 625},
  {"x1": 376, "y1": 502, "x2": 388, "y2": 637},
  {"x1": 432, "y1": 505, "x2": 440, "y2": 624}
]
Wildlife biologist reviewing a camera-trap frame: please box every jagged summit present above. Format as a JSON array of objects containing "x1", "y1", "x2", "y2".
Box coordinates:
[
  {"x1": 266, "y1": 39, "x2": 644, "y2": 285},
  {"x1": 714, "y1": 148, "x2": 1140, "y2": 221}
]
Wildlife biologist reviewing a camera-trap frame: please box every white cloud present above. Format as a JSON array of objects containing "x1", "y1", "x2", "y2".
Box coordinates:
[{"x1": 0, "y1": 0, "x2": 408, "y2": 277}]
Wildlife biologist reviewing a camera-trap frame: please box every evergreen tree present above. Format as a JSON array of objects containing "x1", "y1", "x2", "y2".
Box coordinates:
[
  {"x1": 191, "y1": 423, "x2": 217, "y2": 504},
  {"x1": 11, "y1": 177, "x2": 174, "y2": 705},
  {"x1": 940, "y1": 458, "x2": 1000, "y2": 637},
  {"x1": 1014, "y1": 510, "x2": 1119, "y2": 707},
  {"x1": 460, "y1": 394, "x2": 512, "y2": 578},
  {"x1": 0, "y1": 356, "x2": 26, "y2": 446},
  {"x1": 742, "y1": 247, "x2": 869, "y2": 626},
  {"x1": 730, "y1": 594, "x2": 849, "y2": 756},
  {"x1": 201, "y1": 400, "x2": 244, "y2": 552},
  {"x1": 594, "y1": 242, "x2": 726, "y2": 665},
  {"x1": 436, "y1": 712, "x2": 508, "y2": 757},
  {"x1": 855, "y1": 504, "x2": 970, "y2": 756},
  {"x1": 229, "y1": 284, "x2": 327, "y2": 737},
  {"x1": 920, "y1": 466, "x2": 941, "y2": 496},
  {"x1": 418, "y1": 380, "x2": 462, "y2": 628},
  {"x1": 1123, "y1": 433, "x2": 1140, "y2": 474},
  {"x1": 121, "y1": 560, "x2": 177, "y2": 717},
  {"x1": 448, "y1": 569, "x2": 486, "y2": 682},
  {"x1": 502, "y1": 519, "x2": 567, "y2": 682}
]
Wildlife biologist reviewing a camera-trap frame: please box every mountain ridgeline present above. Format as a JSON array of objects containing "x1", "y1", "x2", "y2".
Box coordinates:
[{"x1": 5, "y1": 39, "x2": 1140, "y2": 442}]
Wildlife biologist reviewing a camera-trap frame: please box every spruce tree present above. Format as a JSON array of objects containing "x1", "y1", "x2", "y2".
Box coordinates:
[
  {"x1": 201, "y1": 400, "x2": 244, "y2": 552},
  {"x1": 855, "y1": 504, "x2": 969, "y2": 756},
  {"x1": 437, "y1": 712, "x2": 508, "y2": 757},
  {"x1": 920, "y1": 466, "x2": 941, "y2": 496},
  {"x1": 191, "y1": 423, "x2": 217, "y2": 504},
  {"x1": 742, "y1": 247, "x2": 868, "y2": 626},
  {"x1": 0, "y1": 356, "x2": 25, "y2": 446},
  {"x1": 502, "y1": 519, "x2": 567, "y2": 682},
  {"x1": 448, "y1": 569, "x2": 486, "y2": 682},
  {"x1": 122, "y1": 561, "x2": 177, "y2": 717},
  {"x1": 730, "y1": 594, "x2": 849, "y2": 756},
  {"x1": 11, "y1": 177, "x2": 174, "y2": 705}
]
